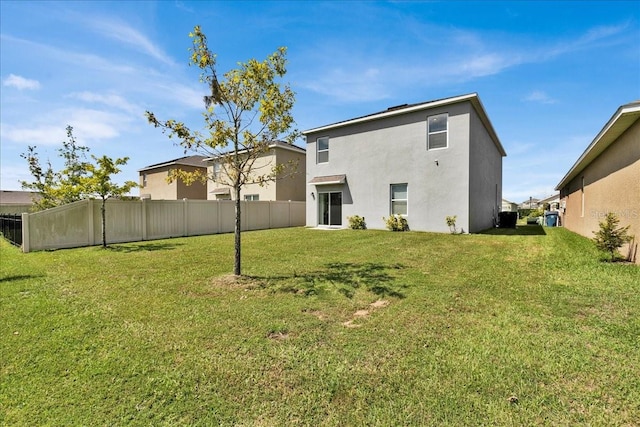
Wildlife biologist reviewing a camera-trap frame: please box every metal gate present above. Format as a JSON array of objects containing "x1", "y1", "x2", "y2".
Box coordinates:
[{"x1": 0, "y1": 214, "x2": 22, "y2": 246}]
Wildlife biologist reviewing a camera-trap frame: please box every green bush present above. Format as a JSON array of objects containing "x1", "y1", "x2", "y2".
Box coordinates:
[
  {"x1": 347, "y1": 215, "x2": 367, "y2": 230},
  {"x1": 593, "y1": 212, "x2": 632, "y2": 262},
  {"x1": 528, "y1": 208, "x2": 543, "y2": 218},
  {"x1": 383, "y1": 215, "x2": 409, "y2": 232}
]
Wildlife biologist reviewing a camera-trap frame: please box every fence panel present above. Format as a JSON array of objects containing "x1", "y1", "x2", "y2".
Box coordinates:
[
  {"x1": 21, "y1": 199, "x2": 305, "y2": 252},
  {"x1": 92, "y1": 199, "x2": 144, "y2": 245},
  {"x1": 28, "y1": 201, "x2": 91, "y2": 250}
]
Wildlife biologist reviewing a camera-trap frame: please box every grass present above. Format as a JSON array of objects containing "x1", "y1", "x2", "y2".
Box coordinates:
[{"x1": 1, "y1": 226, "x2": 639, "y2": 426}]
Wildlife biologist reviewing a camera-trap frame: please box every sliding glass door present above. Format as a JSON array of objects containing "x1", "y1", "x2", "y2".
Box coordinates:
[{"x1": 318, "y1": 192, "x2": 342, "y2": 226}]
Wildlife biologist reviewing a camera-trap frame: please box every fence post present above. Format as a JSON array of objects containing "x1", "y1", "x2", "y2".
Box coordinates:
[
  {"x1": 21, "y1": 212, "x2": 30, "y2": 253},
  {"x1": 183, "y1": 198, "x2": 188, "y2": 236},
  {"x1": 87, "y1": 199, "x2": 95, "y2": 246},
  {"x1": 141, "y1": 198, "x2": 148, "y2": 241},
  {"x1": 217, "y1": 200, "x2": 221, "y2": 234}
]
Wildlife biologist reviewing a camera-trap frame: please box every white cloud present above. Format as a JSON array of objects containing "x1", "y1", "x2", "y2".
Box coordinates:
[
  {"x1": 0, "y1": 108, "x2": 134, "y2": 147},
  {"x1": 3, "y1": 74, "x2": 41, "y2": 90},
  {"x1": 66, "y1": 91, "x2": 140, "y2": 115},
  {"x1": 524, "y1": 90, "x2": 558, "y2": 104},
  {"x1": 300, "y1": 67, "x2": 390, "y2": 103},
  {"x1": 0, "y1": 125, "x2": 67, "y2": 146},
  {"x1": 0, "y1": 164, "x2": 34, "y2": 190},
  {"x1": 87, "y1": 18, "x2": 175, "y2": 66},
  {"x1": 297, "y1": 20, "x2": 632, "y2": 103}
]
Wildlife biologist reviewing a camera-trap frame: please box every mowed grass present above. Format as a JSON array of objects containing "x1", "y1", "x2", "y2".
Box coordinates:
[{"x1": 1, "y1": 226, "x2": 638, "y2": 426}]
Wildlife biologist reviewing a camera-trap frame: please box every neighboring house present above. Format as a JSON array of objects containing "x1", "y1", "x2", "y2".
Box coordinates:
[
  {"x1": 501, "y1": 198, "x2": 518, "y2": 212},
  {"x1": 0, "y1": 190, "x2": 40, "y2": 214},
  {"x1": 138, "y1": 155, "x2": 208, "y2": 200},
  {"x1": 206, "y1": 141, "x2": 306, "y2": 201},
  {"x1": 303, "y1": 93, "x2": 506, "y2": 233},
  {"x1": 555, "y1": 101, "x2": 639, "y2": 263},
  {"x1": 539, "y1": 193, "x2": 560, "y2": 211},
  {"x1": 518, "y1": 198, "x2": 540, "y2": 210}
]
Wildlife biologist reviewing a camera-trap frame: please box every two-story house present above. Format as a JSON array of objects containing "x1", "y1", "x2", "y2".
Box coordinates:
[
  {"x1": 138, "y1": 155, "x2": 208, "y2": 200},
  {"x1": 303, "y1": 93, "x2": 506, "y2": 233},
  {"x1": 206, "y1": 140, "x2": 307, "y2": 202}
]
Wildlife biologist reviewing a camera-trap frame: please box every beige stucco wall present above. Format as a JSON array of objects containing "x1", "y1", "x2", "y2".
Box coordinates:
[
  {"x1": 175, "y1": 166, "x2": 207, "y2": 200},
  {"x1": 206, "y1": 146, "x2": 306, "y2": 201},
  {"x1": 559, "y1": 119, "x2": 640, "y2": 262},
  {"x1": 140, "y1": 165, "x2": 207, "y2": 200},
  {"x1": 275, "y1": 147, "x2": 306, "y2": 201},
  {"x1": 140, "y1": 166, "x2": 176, "y2": 200}
]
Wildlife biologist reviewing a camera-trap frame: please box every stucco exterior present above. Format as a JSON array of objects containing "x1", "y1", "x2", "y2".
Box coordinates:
[
  {"x1": 556, "y1": 102, "x2": 640, "y2": 263},
  {"x1": 304, "y1": 93, "x2": 505, "y2": 233},
  {"x1": 139, "y1": 156, "x2": 208, "y2": 200},
  {"x1": 206, "y1": 142, "x2": 306, "y2": 202}
]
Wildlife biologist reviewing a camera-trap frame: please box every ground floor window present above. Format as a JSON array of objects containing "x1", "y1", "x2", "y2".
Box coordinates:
[
  {"x1": 244, "y1": 194, "x2": 259, "y2": 201},
  {"x1": 391, "y1": 183, "x2": 408, "y2": 215},
  {"x1": 319, "y1": 191, "x2": 342, "y2": 226}
]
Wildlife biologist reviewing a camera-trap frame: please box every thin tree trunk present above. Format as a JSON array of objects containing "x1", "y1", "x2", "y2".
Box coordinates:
[
  {"x1": 101, "y1": 197, "x2": 107, "y2": 248},
  {"x1": 234, "y1": 185, "x2": 241, "y2": 276}
]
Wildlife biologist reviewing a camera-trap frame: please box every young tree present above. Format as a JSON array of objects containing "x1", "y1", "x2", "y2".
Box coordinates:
[
  {"x1": 593, "y1": 212, "x2": 632, "y2": 262},
  {"x1": 83, "y1": 155, "x2": 138, "y2": 248},
  {"x1": 146, "y1": 25, "x2": 299, "y2": 276},
  {"x1": 20, "y1": 125, "x2": 90, "y2": 211}
]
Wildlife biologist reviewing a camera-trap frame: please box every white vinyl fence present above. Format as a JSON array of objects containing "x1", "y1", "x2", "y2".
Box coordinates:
[{"x1": 21, "y1": 198, "x2": 305, "y2": 252}]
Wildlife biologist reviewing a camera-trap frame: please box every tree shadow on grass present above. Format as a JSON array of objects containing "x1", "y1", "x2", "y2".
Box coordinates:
[
  {"x1": 106, "y1": 242, "x2": 184, "y2": 253},
  {"x1": 249, "y1": 262, "x2": 409, "y2": 299},
  {"x1": 0, "y1": 274, "x2": 45, "y2": 283},
  {"x1": 480, "y1": 225, "x2": 547, "y2": 236}
]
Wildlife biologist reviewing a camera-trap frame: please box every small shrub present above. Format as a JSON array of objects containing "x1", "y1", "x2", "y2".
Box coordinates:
[
  {"x1": 384, "y1": 215, "x2": 409, "y2": 232},
  {"x1": 446, "y1": 215, "x2": 458, "y2": 234},
  {"x1": 528, "y1": 208, "x2": 544, "y2": 218},
  {"x1": 593, "y1": 212, "x2": 632, "y2": 262},
  {"x1": 347, "y1": 215, "x2": 367, "y2": 230}
]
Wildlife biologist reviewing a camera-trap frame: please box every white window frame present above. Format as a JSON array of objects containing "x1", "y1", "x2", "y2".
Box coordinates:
[
  {"x1": 244, "y1": 194, "x2": 259, "y2": 201},
  {"x1": 427, "y1": 113, "x2": 448, "y2": 150},
  {"x1": 317, "y1": 137, "x2": 329, "y2": 164},
  {"x1": 390, "y1": 183, "x2": 408, "y2": 216}
]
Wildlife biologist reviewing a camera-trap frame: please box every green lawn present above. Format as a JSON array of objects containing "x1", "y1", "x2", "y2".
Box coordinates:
[{"x1": 1, "y1": 226, "x2": 638, "y2": 426}]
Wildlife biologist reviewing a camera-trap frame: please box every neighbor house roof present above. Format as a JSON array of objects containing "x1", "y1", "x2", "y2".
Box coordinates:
[
  {"x1": 138, "y1": 155, "x2": 208, "y2": 172},
  {"x1": 538, "y1": 193, "x2": 560, "y2": 204},
  {"x1": 0, "y1": 190, "x2": 41, "y2": 204},
  {"x1": 302, "y1": 93, "x2": 506, "y2": 157},
  {"x1": 555, "y1": 101, "x2": 640, "y2": 191},
  {"x1": 203, "y1": 141, "x2": 306, "y2": 162}
]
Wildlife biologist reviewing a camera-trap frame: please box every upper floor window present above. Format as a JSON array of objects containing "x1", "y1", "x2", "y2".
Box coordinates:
[
  {"x1": 213, "y1": 162, "x2": 221, "y2": 180},
  {"x1": 428, "y1": 113, "x2": 448, "y2": 150},
  {"x1": 142, "y1": 173, "x2": 147, "y2": 187},
  {"x1": 317, "y1": 137, "x2": 329, "y2": 163},
  {"x1": 390, "y1": 183, "x2": 408, "y2": 216}
]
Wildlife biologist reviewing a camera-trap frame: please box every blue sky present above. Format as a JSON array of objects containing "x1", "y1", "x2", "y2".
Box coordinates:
[{"x1": 1, "y1": 1, "x2": 638, "y2": 203}]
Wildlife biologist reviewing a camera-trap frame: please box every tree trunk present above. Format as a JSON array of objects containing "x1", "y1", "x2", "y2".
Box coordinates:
[
  {"x1": 101, "y1": 197, "x2": 107, "y2": 248},
  {"x1": 234, "y1": 185, "x2": 241, "y2": 276}
]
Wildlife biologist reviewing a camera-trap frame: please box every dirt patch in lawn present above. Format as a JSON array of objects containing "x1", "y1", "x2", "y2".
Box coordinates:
[{"x1": 342, "y1": 299, "x2": 390, "y2": 328}]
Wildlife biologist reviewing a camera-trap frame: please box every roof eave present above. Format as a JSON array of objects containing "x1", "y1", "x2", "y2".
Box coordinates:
[
  {"x1": 555, "y1": 102, "x2": 640, "y2": 191},
  {"x1": 303, "y1": 93, "x2": 506, "y2": 157}
]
